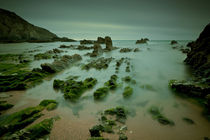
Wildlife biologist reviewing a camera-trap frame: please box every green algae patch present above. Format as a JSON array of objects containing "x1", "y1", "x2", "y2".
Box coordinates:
[
  {"x1": 39, "y1": 99, "x2": 58, "y2": 111},
  {"x1": 0, "y1": 99, "x2": 59, "y2": 136},
  {"x1": 88, "y1": 137, "x2": 109, "y2": 140},
  {"x1": 93, "y1": 87, "x2": 109, "y2": 100},
  {"x1": 0, "y1": 70, "x2": 49, "y2": 92},
  {"x1": 53, "y1": 77, "x2": 97, "y2": 102},
  {"x1": 4, "y1": 117, "x2": 59, "y2": 140},
  {"x1": 0, "y1": 62, "x2": 29, "y2": 75},
  {"x1": 0, "y1": 106, "x2": 44, "y2": 136},
  {"x1": 148, "y1": 106, "x2": 174, "y2": 126},
  {"x1": 123, "y1": 86, "x2": 133, "y2": 98},
  {"x1": 104, "y1": 74, "x2": 118, "y2": 90},
  {"x1": 0, "y1": 101, "x2": 14, "y2": 111}
]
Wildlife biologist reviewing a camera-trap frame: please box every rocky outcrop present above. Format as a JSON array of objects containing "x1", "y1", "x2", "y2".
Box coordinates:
[
  {"x1": 184, "y1": 23, "x2": 210, "y2": 80},
  {"x1": 80, "y1": 39, "x2": 94, "y2": 44},
  {"x1": 105, "y1": 36, "x2": 113, "y2": 51},
  {"x1": 170, "y1": 40, "x2": 178, "y2": 45},
  {"x1": 41, "y1": 54, "x2": 82, "y2": 73},
  {"x1": 96, "y1": 37, "x2": 105, "y2": 44},
  {"x1": 136, "y1": 38, "x2": 149, "y2": 44}
]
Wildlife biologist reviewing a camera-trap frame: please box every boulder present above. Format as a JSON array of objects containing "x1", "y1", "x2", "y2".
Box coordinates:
[
  {"x1": 80, "y1": 39, "x2": 94, "y2": 44},
  {"x1": 170, "y1": 40, "x2": 178, "y2": 45},
  {"x1": 96, "y1": 37, "x2": 105, "y2": 44}
]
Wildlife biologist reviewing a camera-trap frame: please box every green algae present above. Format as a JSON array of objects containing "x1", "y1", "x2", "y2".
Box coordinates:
[
  {"x1": 123, "y1": 86, "x2": 133, "y2": 98},
  {"x1": 0, "y1": 101, "x2": 14, "y2": 111},
  {"x1": 53, "y1": 77, "x2": 97, "y2": 102},
  {"x1": 93, "y1": 87, "x2": 109, "y2": 100}
]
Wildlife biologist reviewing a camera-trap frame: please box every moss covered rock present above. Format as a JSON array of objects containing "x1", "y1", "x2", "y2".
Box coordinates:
[
  {"x1": 123, "y1": 86, "x2": 133, "y2": 98},
  {"x1": 94, "y1": 87, "x2": 109, "y2": 100}
]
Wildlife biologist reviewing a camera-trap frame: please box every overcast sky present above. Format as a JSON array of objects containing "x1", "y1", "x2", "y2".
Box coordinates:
[{"x1": 0, "y1": 0, "x2": 209, "y2": 40}]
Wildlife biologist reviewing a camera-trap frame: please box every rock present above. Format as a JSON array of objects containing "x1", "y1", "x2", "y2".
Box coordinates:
[
  {"x1": 180, "y1": 48, "x2": 190, "y2": 54},
  {"x1": 105, "y1": 36, "x2": 113, "y2": 51},
  {"x1": 169, "y1": 80, "x2": 210, "y2": 98},
  {"x1": 41, "y1": 54, "x2": 82, "y2": 73},
  {"x1": 149, "y1": 106, "x2": 175, "y2": 126},
  {"x1": 80, "y1": 39, "x2": 94, "y2": 44},
  {"x1": 170, "y1": 40, "x2": 178, "y2": 45},
  {"x1": 53, "y1": 77, "x2": 97, "y2": 102},
  {"x1": 96, "y1": 37, "x2": 105, "y2": 44},
  {"x1": 136, "y1": 38, "x2": 149, "y2": 44},
  {"x1": 82, "y1": 57, "x2": 113, "y2": 70},
  {"x1": 104, "y1": 75, "x2": 118, "y2": 90},
  {"x1": 133, "y1": 48, "x2": 140, "y2": 52},
  {"x1": 93, "y1": 87, "x2": 109, "y2": 100},
  {"x1": 184, "y1": 23, "x2": 210, "y2": 80},
  {"x1": 123, "y1": 86, "x2": 133, "y2": 98},
  {"x1": 0, "y1": 8, "x2": 58, "y2": 43},
  {"x1": 119, "y1": 125, "x2": 127, "y2": 131},
  {"x1": 90, "y1": 43, "x2": 103, "y2": 57},
  {"x1": 89, "y1": 125, "x2": 103, "y2": 137},
  {"x1": 119, "y1": 48, "x2": 132, "y2": 53}
]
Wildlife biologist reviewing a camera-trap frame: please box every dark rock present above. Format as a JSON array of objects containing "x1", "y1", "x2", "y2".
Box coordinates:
[
  {"x1": 80, "y1": 39, "x2": 94, "y2": 44},
  {"x1": 136, "y1": 38, "x2": 149, "y2": 44},
  {"x1": 133, "y1": 48, "x2": 140, "y2": 52},
  {"x1": 184, "y1": 23, "x2": 210, "y2": 80},
  {"x1": 119, "y1": 134, "x2": 128, "y2": 140},
  {"x1": 105, "y1": 36, "x2": 113, "y2": 51},
  {"x1": 182, "y1": 117, "x2": 195, "y2": 124},
  {"x1": 90, "y1": 43, "x2": 103, "y2": 57},
  {"x1": 119, "y1": 48, "x2": 132, "y2": 53},
  {"x1": 96, "y1": 37, "x2": 105, "y2": 44},
  {"x1": 41, "y1": 54, "x2": 82, "y2": 73},
  {"x1": 0, "y1": 101, "x2": 14, "y2": 111},
  {"x1": 170, "y1": 40, "x2": 178, "y2": 45},
  {"x1": 82, "y1": 57, "x2": 113, "y2": 70}
]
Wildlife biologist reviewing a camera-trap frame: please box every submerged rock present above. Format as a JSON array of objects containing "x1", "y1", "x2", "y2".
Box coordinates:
[
  {"x1": 93, "y1": 87, "x2": 109, "y2": 100},
  {"x1": 148, "y1": 106, "x2": 174, "y2": 126},
  {"x1": 119, "y1": 48, "x2": 132, "y2": 53},
  {"x1": 136, "y1": 38, "x2": 149, "y2": 44},
  {"x1": 182, "y1": 117, "x2": 195, "y2": 124}
]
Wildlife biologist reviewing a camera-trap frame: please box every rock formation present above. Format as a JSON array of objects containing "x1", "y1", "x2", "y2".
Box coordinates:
[
  {"x1": 184, "y1": 23, "x2": 210, "y2": 80},
  {"x1": 105, "y1": 36, "x2": 113, "y2": 51}
]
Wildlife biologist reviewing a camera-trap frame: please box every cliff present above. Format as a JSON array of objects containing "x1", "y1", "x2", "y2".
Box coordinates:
[{"x1": 0, "y1": 8, "x2": 70, "y2": 43}]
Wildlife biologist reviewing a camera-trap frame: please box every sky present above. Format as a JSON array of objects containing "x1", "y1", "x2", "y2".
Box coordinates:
[{"x1": 0, "y1": 0, "x2": 210, "y2": 40}]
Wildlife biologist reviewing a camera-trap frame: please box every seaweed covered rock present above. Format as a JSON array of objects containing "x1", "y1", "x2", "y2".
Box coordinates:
[
  {"x1": 0, "y1": 101, "x2": 14, "y2": 111},
  {"x1": 170, "y1": 40, "x2": 178, "y2": 45},
  {"x1": 136, "y1": 38, "x2": 149, "y2": 44},
  {"x1": 123, "y1": 86, "x2": 133, "y2": 98},
  {"x1": 39, "y1": 99, "x2": 58, "y2": 111},
  {"x1": 119, "y1": 48, "x2": 132, "y2": 53},
  {"x1": 82, "y1": 57, "x2": 113, "y2": 70},
  {"x1": 104, "y1": 75, "x2": 118, "y2": 89},
  {"x1": 0, "y1": 106, "x2": 44, "y2": 136},
  {"x1": 133, "y1": 48, "x2": 140, "y2": 52},
  {"x1": 41, "y1": 54, "x2": 82, "y2": 73},
  {"x1": 104, "y1": 107, "x2": 127, "y2": 123},
  {"x1": 53, "y1": 77, "x2": 97, "y2": 102},
  {"x1": 0, "y1": 70, "x2": 48, "y2": 92},
  {"x1": 184, "y1": 23, "x2": 210, "y2": 80},
  {"x1": 93, "y1": 87, "x2": 109, "y2": 100},
  {"x1": 4, "y1": 117, "x2": 57, "y2": 139},
  {"x1": 149, "y1": 106, "x2": 174, "y2": 126}
]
